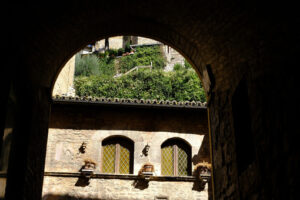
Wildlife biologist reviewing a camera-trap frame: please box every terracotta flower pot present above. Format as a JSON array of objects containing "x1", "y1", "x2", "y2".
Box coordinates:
[{"x1": 143, "y1": 164, "x2": 154, "y2": 172}]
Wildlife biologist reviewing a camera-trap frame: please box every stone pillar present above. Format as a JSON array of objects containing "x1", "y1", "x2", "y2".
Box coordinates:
[
  {"x1": 131, "y1": 36, "x2": 138, "y2": 45},
  {"x1": 5, "y1": 83, "x2": 50, "y2": 200}
]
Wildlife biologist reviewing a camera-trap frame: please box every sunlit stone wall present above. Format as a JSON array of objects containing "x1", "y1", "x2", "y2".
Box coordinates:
[
  {"x1": 42, "y1": 129, "x2": 208, "y2": 200},
  {"x1": 44, "y1": 129, "x2": 204, "y2": 175},
  {"x1": 42, "y1": 177, "x2": 209, "y2": 200},
  {"x1": 52, "y1": 55, "x2": 75, "y2": 97}
]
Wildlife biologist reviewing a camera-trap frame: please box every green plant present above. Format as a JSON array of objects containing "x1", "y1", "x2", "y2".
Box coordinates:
[
  {"x1": 107, "y1": 49, "x2": 118, "y2": 57},
  {"x1": 125, "y1": 42, "x2": 131, "y2": 52},
  {"x1": 174, "y1": 63, "x2": 184, "y2": 71},
  {"x1": 119, "y1": 46, "x2": 166, "y2": 73},
  {"x1": 75, "y1": 54, "x2": 100, "y2": 76},
  {"x1": 117, "y1": 48, "x2": 125, "y2": 56},
  {"x1": 74, "y1": 68, "x2": 206, "y2": 102},
  {"x1": 184, "y1": 59, "x2": 192, "y2": 69}
]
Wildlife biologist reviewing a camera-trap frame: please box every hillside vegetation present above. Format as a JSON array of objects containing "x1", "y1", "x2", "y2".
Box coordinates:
[{"x1": 74, "y1": 46, "x2": 206, "y2": 102}]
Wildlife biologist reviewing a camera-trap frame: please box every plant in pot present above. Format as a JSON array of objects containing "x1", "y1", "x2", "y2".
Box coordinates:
[
  {"x1": 81, "y1": 159, "x2": 96, "y2": 178},
  {"x1": 138, "y1": 162, "x2": 154, "y2": 181},
  {"x1": 192, "y1": 161, "x2": 211, "y2": 191},
  {"x1": 193, "y1": 161, "x2": 212, "y2": 178}
]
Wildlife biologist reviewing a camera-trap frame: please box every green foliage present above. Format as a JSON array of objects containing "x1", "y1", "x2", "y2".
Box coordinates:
[
  {"x1": 184, "y1": 59, "x2": 192, "y2": 69},
  {"x1": 74, "y1": 69, "x2": 206, "y2": 102},
  {"x1": 74, "y1": 45, "x2": 206, "y2": 102},
  {"x1": 75, "y1": 54, "x2": 100, "y2": 76},
  {"x1": 117, "y1": 48, "x2": 125, "y2": 56},
  {"x1": 125, "y1": 42, "x2": 131, "y2": 52},
  {"x1": 98, "y1": 57, "x2": 115, "y2": 78},
  {"x1": 174, "y1": 63, "x2": 184, "y2": 71},
  {"x1": 107, "y1": 49, "x2": 118, "y2": 57},
  {"x1": 75, "y1": 54, "x2": 115, "y2": 78},
  {"x1": 119, "y1": 46, "x2": 166, "y2": 73}
]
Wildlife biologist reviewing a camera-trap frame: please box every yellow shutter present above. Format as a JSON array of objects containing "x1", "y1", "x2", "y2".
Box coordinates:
[
  {"x1": 102, "y1": 143, "x2": 116, "y2": 173},
  {"x1": 177, "y1": 145, "x2": 188, "y2": 176},
  {"x1": 119, "y1": 144, "x2": 130, "y2": 174},
  {"x1": 161, "y1": 145, "x2": 174, "y2": 175}
]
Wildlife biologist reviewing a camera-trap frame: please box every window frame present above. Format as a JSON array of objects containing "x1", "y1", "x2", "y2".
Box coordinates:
[
  {"x1": 101, "y1": 136, "x2": 134, "y2": 174},
  {"x1": 161, "y1": 138, "x2": 191, "y2": 176}
]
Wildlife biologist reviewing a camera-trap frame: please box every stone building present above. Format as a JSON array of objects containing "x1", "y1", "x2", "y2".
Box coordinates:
[
  {"x1": 2, "y1": 2, "x2": 298, "y2": 200},
  {"x1": 95, "y1": 36, "x2": 160, "y2": 50},
  {"x1": 42, "y1": 97, "x2": 211, "y2": 200}
]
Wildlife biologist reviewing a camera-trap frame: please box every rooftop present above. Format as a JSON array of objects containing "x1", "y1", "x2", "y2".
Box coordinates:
[{"x1": 52, "y1": 96, "x2": 207, "y2": 109}]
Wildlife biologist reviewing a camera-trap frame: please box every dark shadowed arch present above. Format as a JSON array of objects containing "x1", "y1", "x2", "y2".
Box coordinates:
[{"x1": 3, "y1": 1, "x2": 298, "y2": 200}]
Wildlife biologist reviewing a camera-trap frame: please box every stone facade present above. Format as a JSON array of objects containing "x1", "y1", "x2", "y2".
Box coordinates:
[
  {"x1": 95, "y1": 36, "x2": 160, "y2": 50},
  {"x1": 44, "y1": 129, "x2": 204, "y2": 175},
  {"x1": 42, "y1": 101, "x2": 210, "y2": 200},
  {"x1": 52, "y1": 55, "x2": 76, "y2": 97},
  {"x1": 43, "y1": 177, "x2": 209, "y2": 200},
  {"x1": 42, "y1": 130, "x2": 209, "y2": 200}
]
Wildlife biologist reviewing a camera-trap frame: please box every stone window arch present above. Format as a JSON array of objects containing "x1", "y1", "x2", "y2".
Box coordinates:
[
  {"x1": 101, "y1": 136, "x2": 134, "y2": 174},
  {"x1": 161, "y1": 138, "x2": 191, "y2": 176}
]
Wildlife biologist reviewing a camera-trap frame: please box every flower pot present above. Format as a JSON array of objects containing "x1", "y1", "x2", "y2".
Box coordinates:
[{"x1": 143, "y1": 164, "x2": 154, "y2": 172}]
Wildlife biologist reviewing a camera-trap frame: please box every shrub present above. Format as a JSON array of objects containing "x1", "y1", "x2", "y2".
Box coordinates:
[
  {"x1": 119, "y1": 46, "x2": 166, "y2": 73},
  {"x1": 184, "y1": 59, "x2": 193, "y2": 69},
  {"x1": 98, "y1": 57, "x2": 115, "y2": 78},
  {"x1": 74, "y1": 69, "x2": 206, "y2": 102},
  {"x1": 117, "y1": 48, "x2": 125, "y2": 56},
  {"x1": 125, "y1": 42, "x2": 131, "y2": 52},
  {"x1": 107, "y1": 49, "x2": 118, "y2": 57},
  {"x1": 75, "y1": 54, "x2": 100, "y2": 76},
  {"x1": 174, "y1": 63, "x2": 184, "y2": 71},
  {"x1": 75, "y1": 53, "x2": 116, "y2": 78}
]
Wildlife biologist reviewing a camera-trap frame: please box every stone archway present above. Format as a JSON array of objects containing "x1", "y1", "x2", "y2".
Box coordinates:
[{"x1": 2, "y1": 2, "x2": 298, "y2": 200}]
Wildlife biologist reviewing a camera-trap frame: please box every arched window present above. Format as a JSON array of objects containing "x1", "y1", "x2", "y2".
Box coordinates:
[
  {"x1": 161, "y1": 138, "x2": 191, "y2": 176},
  {"x1": 101, "y1": 136, "x2": 134, "y2": 174}
]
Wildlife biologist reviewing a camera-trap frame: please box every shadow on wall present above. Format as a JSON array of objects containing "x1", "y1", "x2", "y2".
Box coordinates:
[
  {"x1": 49, "y1": 104, "x2": 208, "y2": 135},
  {"x1": 192, "y1": 134, "x2": 210, "y2": 164},
  {"x1": 43, "y1": 195, "x2": 102, "y2": 200},
  {"x1": 132, "y1": 179, "x2": 149, "y2": 190}
]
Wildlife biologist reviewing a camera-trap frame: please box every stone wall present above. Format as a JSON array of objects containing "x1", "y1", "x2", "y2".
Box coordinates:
[
  {"x1": 44, "y1": 129, "x2": 204, "y2": 175},
  {"x1": 42, "y1": 130, "x2": 208, "y2": 200},
  {"x1": 95, "y1": 36, "x2": 160, "y2": 50},
  {"x1": 42, "y1": 102, "x2": 210, "y2": 200},
  {"x1": 136, "y1": 37, "x2": 160, "y2": 45},
  {"x1": 42, "y1": 177, "x2": 209, "y2": 200},
  {"x1": 95, "y1": 36, "x2": 124, "y2": 50},
  {"x1": 52, "y1": 55, "x2": 75, "y2": 96}
]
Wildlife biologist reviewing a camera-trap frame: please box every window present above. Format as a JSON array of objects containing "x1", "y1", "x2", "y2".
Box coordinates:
[
  {"x1": 101, "y1": 136, "x2": 134, "y2": 174},
  {"x1": 161, "y1": 138, "x2": 191, "y2": 176}
]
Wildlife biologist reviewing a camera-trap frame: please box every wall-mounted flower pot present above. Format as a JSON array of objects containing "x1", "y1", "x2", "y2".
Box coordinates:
[
  {"x1": 81, "y1": 159, "x2": 96, "y2": 178},
  {"x1": 81, "y1": 168, "x2": 94, "y2": 178},
  {"x1": 143, "y1": 164, "x2": 154, "y2": 172},
  {"x1": 141, "y1": 171, "x2": 153, "y2": 181}
]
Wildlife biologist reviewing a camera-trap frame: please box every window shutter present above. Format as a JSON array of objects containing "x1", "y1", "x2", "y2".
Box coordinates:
[
  {"x1": 177, "y1": 145, "x2": 188, "y2": 176},
  {"x1": 161, "y1": 138, "x2": 191, "y2": 176},
  {"x1": 102, "y1": 143, "x2": 116, "y2": 173},
  {"x1": 161, "y1": 145, "x2": 174, "y2": 175},
  {"x1": 119, "y1": 143, "x2": 130, "y2": 174},
  {"x1": 102, "y1": 137, "x2": 133, "y2": 174}
]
